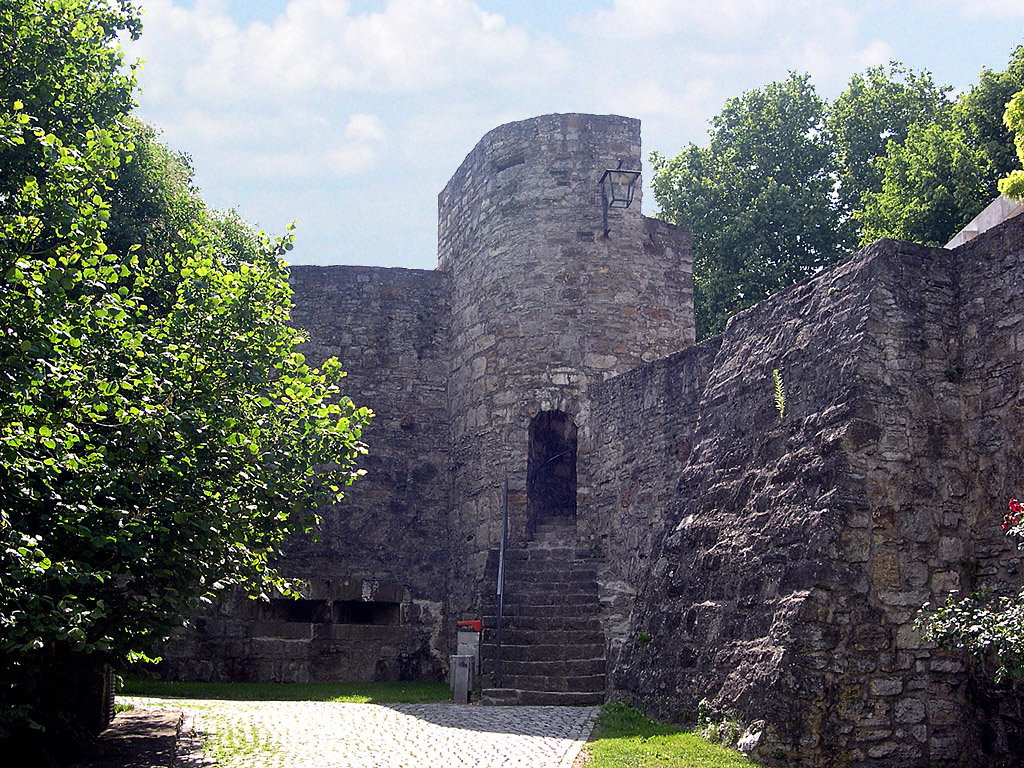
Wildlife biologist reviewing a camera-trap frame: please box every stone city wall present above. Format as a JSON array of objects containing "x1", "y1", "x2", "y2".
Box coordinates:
[
  {"x1": 158, "y1": 265, "x2": 451, "y2": 682},
  {"x1": 608, "y1": 222, "x2": 1024, "y2": 766},
  {"x1": 585, "y1": 338, "x2": 720, "y2": 674}
]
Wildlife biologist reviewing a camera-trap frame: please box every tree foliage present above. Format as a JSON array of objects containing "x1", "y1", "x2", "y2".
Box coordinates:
[
  {"x1": 958, "y1": 44, "x2": 1024, "y2": 182},
  {"x1": 654, "y1": 45, "x2": 1024, "y2": 339},
  {"x1": 998, "y1": 90, "x2": 1024, "y2": 200},
  {"x1": 0, "y1": 0, "x2": 371, "y2": 750},
  {"x1": 856, "y1": 47, "x2": 1024, "y2": 247},
  {"x1": 826, "y1": 63, "x2": 953, "y2": 238},
  {"x1": 857, "y1": 121, "x2": 990, "y2": 246},
  {"x1": 652, "y1": 73, "x2": 845, "y2": 339}
]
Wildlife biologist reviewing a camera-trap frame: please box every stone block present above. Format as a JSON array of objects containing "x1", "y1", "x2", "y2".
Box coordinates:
[
  {"x1": 871, "y1": 552, "x2": 900, "y2": 589},
  {"x1": 868, "y1": 742, "x2": 899, "y2": 759},
  {"x1": 926, "y1": 698, "x2": 960, "y2": 725},
  {"x1": 869, "y1": 677, "x2": 903, "y2": 696},
  {"x1": 895, "y1": 698, "x2": 926, "y2": 723}
]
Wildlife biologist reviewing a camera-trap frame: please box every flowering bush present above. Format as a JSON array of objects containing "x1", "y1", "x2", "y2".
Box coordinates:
[{"x1": 916, "y1": 499, "x2": 1024, "y2": 682}]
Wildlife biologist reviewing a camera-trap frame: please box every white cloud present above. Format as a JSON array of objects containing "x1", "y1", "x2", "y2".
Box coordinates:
[
  {"x1": 344, "y1": 114, "x2": 385, "y2": 143},
  {"x1": 939, "y1": 0, "x2": 1024, "y2": 18},
  {"x1": 325, "y1": 144, "x2": 378, "y2": 177},
  {"x1": 585, "y1": 0, "x2": 856, "y2": 43},
  {"x1": 128, "y1": 0, "x2": 567, "y2": 107},
  {"x1": 571, "y1": 0, "x2": 891, "y2": 136}
]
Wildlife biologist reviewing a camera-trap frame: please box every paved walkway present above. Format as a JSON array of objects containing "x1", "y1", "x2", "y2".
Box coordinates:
[{"x1": 121, "y1": 697, "x2": 597, "y2": 768}]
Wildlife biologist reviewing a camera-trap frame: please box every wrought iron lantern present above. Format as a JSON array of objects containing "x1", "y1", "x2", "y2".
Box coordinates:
[{"x1": 599, "y1": 162, "x2": 641, "y2": 237}]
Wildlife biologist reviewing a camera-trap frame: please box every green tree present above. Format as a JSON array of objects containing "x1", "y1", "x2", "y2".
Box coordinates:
[
  {"x1": 652, "y1": 72, "x2": 845, "y2": 339},
  {"x1": 0, "y1": 0, "x2": 139, "y2": 208},
  {"x1": 958, "y1": 44, "x2": 1024, "y2": 183},
  {"x1": 827, "y1": 63, "x2": 953, "y2": 239},
  {"x1": 0, "y1": 1, "x2": 371, "y2": 756},
  {"x1": 856, "y1": 45, "x2": 1024, "y2": 247},
  {"x1": 857, "y1": 121, "x2": 990, "y2": 246},
  {"x1": 104, "y1": 117, "x2": 209, "y2": 263},
  {"x1": 998, "y1": 90, "x2": 1024, "y2": 200}
]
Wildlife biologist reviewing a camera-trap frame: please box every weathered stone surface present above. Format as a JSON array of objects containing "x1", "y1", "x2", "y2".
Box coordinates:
[
  {"x1": 609, "y1": 226, "x2": 1024, "y2": 766},
  {"x1": 158, "y1": 113, "x2": 1024, "y2": 766},
  {"x1": 159, "y1": 267, "x2": 450, "y2": 683},
  {"x1": 438, "y1": 113, "x2": 694, "y2": 621}
]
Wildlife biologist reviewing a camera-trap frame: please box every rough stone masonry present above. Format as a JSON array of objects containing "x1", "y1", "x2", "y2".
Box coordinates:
[{"x1": 160, "y1": 113, "x2": 1023, "y2": 766}]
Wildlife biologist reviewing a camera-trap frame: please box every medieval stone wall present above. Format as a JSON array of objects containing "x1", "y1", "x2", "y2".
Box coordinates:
[
  {"x1": 158, "y1": 266, "x2": 451, "y2": 682},
  {"x1": 608, "y1": 224, "x2": 1024, "y2": 766},
  {"x1": 585, "y1": 339, "x2": 720, "y2": 671},
  {"x1": 154, "y1": 113, "x2": 1024, "y2": 767},
  {"x1": 438, "y1": 113, "x2": 694, "y2": 621}
]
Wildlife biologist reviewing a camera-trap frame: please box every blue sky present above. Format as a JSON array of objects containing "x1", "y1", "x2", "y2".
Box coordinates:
[{"x1": 124, "y1": 1, "x2": 1024, "y2": 269}]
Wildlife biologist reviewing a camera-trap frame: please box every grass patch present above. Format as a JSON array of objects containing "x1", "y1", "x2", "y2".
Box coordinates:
[
  {"x1": 120, "y1": 679, "x2": 452, "y2": 704},
  {"x1": 203, "y1": 717, "x2": 280, "y2": 764},
  {"x1": 585, "y1": 702, "x2": 756, "y2": 768}
]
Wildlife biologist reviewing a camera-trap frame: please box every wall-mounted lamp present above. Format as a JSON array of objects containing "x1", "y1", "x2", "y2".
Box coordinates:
[{"x1": 599, "y1": 162, "x2": 641, "y2": 238}]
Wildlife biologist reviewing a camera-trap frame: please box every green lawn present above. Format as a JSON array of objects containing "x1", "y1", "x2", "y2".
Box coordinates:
[
  {"x1": 120, "y1": 678, "x2": 452, "y2": 704},
  {"x1": 584, "y1": 702, "x2": 756, "y2": 768}
]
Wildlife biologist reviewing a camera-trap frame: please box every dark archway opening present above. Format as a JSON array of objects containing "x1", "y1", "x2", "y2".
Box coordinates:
[{"x1": 527, "y1": 410, "x2": 577, "y2": 528}]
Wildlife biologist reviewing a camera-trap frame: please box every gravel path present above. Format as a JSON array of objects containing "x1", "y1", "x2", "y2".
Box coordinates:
[{"x1": 121, "y1": 697, "x2": 597, "y2": 768}]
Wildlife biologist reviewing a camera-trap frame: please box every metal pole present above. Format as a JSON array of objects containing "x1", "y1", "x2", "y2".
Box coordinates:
[{"x1": 495, "y1": 474, "x2": 508, "y2": 688}]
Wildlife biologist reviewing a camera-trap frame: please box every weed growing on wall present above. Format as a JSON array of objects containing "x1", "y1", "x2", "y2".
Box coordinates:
[{"x1": 772, "y1": 369, "x2": 786, "y2": 418}]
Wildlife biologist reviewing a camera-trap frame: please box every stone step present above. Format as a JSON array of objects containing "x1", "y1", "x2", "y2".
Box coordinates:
[
  {"x1": 482, "y1": 614, "x2": 602, "y2": 632},
  {"x1": 493, "y1": 673, "x2": 606, "y2": 692},
  {"x1": 487, "y1": 561, "x2": 598, "y2": 581},
  {"x1": 505, "y1": 575, "x2": 598, "y2": 588},
  {"x1": 479, "y1": 642, "x2": 605, "y2": 662},
  {"x1": 484, "y1": 624, "x2": 602, "y2": 638},
  {"x1": 487, "y1": 577, "x2": 598, "y2": 589},
  {"x1": 527, "y1": 539, "x2": 578, "y2": 550},
  {"x1": 481, "y1": 533, "x2": 606, "y2": 701},
  {"x1": 486, "y1": 586, "x2": 599, "y2": 601},
  {"x1": 482, "y1": 626, "x2": 603, "y2": 644},
  {"x1": 479, "y1": 688, "x2": 518, "y2": 706},
  {"x1": 481, "y1": 602, "x2": 600, "y2": 620},
  {"x1": 480, "y1": 652, "x2": 604, "y2": 674},
  {"x1": 485, "y1": 565, "x2": 598, "y2": 580},
  {"x1": 500, "y1": 592, "x2": 600, "y2": 606},
  {"x1": 530, "y1": 527, "x2": 576, "y2": 542},
  {"x1": 481, "y1": 657, "x2": 606, "y2": 677},
  {"x1": 482, "y1": 637, "x2": 603, "y2": 657},
  {"x1": 478, "y1": 688, "x2": 605, "y2": 707},
  {"x1": 499, "y1": 548, "x2": 579, "y2": 562},
  {"x1": 483, "y1": 577, "x2": 597, "y2": 593},
  {"x1": 517, "y1": 689, "x2": 605, "y2": 706}
]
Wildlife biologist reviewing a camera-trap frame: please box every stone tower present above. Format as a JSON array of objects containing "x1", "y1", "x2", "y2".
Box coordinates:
[{"x1": 437, "y1": 113, "x2": 694, "y2": 618}]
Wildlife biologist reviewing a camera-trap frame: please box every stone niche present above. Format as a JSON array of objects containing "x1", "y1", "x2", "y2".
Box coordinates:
[{"x1": 158, "y1": 578, "x2": 439, "y2": 683}]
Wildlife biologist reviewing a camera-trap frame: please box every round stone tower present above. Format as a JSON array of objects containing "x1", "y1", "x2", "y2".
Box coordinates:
[{"x1": 437, "y1": 113, "x2": 693, "y2": 616}]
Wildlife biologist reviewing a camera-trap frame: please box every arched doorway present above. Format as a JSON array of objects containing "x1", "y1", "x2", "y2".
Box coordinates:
[{"x1": 527, "y1": 410, "x2": 577, "y2": 529}]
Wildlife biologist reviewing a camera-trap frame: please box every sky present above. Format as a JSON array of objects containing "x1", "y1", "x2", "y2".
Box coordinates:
[{"x1": 122, "y1": 0, "x2": 1024, "y2": 269}]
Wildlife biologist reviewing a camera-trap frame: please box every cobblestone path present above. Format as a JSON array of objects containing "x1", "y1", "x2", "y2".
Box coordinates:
[{"x1": 122, "y1": 698, "x2": 597, "y2": 768}]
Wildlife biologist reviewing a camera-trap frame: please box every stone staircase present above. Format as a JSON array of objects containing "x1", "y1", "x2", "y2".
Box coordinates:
[{"x1": 479, "y1": 521, "x2": 606, "y2": 705}]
